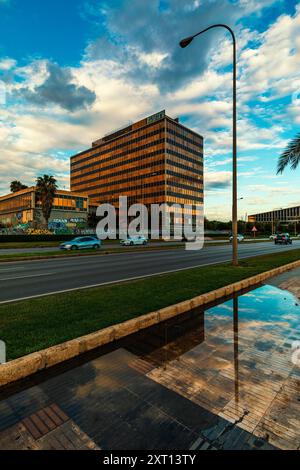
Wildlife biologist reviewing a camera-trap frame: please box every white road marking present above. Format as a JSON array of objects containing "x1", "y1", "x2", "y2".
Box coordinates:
[
  {"x1": 0, "y1": 272, "x2": 55, "y2": 282},
  {"x1": 0, "y1": 257, "x2": 239, "y2": 304},
  {"x1": 0, "y1": 267, "x2": 25, "y2": 272},
  {"x1": 0, "y1": 242, "x2": 298, "y2": 304}
]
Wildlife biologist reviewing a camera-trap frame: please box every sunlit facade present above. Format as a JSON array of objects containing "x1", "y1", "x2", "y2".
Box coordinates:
[
  {"x1": 0, "y1": 187, "x2": 89, "y2": 228},
  {"x1": 70, "y1": 110, "x2": 203, "y2": 222}
]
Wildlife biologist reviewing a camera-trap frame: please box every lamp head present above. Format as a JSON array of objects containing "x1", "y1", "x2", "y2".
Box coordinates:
[{"x1": 179, "y1": 36, "x2": 194, "y2": 48}]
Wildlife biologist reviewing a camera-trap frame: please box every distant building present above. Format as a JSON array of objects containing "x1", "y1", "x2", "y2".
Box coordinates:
[
  {"x1": 248, "y1": 205, "x2": 300, "y2": 229},
  {"x1": 0, "y1": 187, "x2": 89, "y2": 229},
  {"x1": 70, "y1": 110, "x2": 203, "y2": 225}
]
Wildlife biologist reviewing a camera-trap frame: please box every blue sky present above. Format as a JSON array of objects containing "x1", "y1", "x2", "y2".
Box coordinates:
[{"x1": 0, "y1": 0, "x2": 300, "y2": 220}]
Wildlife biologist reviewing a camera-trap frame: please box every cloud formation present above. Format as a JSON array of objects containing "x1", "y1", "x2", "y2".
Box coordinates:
[{"x1": 19, "y1": 62, "x2": 96, "y2": 112}]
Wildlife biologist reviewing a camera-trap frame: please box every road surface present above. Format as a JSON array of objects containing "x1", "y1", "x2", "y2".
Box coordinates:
[
  {"x1": 0, "y1": 240, "x2": 299, "y2": 303},
  {"x1": 0, "y1": 238, "x2": 271, "y2": 254}
]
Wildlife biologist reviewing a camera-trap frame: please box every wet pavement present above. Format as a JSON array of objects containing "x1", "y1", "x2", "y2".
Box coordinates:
[{"x1": 1, "y1": 282, "x2": 300, "y2": 450}]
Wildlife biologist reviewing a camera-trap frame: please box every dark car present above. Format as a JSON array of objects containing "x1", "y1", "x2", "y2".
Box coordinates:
[{"x1": 274, "y1": 233, "x2": 292, "y2": 245}]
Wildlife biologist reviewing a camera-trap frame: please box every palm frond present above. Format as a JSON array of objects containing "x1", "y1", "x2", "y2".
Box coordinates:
[{"x1": 277, "y1": 133, "x2": 300, "y2": 174}]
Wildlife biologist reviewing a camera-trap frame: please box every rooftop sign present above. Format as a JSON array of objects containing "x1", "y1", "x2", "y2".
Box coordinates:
[{"x1": 147, "y1": 110, "x2": 165, "y2": 125}]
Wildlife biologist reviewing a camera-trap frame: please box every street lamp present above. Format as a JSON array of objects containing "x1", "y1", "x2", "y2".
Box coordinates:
[{"x1": 179, "y1": 24, "x2": 238, "y2": 265}]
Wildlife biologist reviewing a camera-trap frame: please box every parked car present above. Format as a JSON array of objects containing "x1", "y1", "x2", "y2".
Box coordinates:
[
  {"x1": 60, "y1": 236, "x2": 101, "y2": 250},
  {"x1": 269, "y1": 234, "x2": 277, "y2": 240},
  {"x1": 120, "y1": 236, "x2": 148, "y2": 246},
  {"x1": 274, "y1": 234, "x2": 292, "y2": 245},
  {"x1": 229, "y1": 234, "x2": 244, "y2": 243}
]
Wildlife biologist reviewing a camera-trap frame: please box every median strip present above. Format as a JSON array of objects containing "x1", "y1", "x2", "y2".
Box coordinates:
[{"x1": 0, "y1": 249, "x2": 300, "y2": 387}]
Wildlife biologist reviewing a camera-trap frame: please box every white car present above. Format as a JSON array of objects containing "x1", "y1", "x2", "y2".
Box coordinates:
[
  {"x1": 269, "y1": 234, "x2": 277, "y2": 240},
  {"x1": 120, "y1": 236, "x2": 148, "y2": 246},
  {"x1": 229, "y1": 234, "x2": 244, "y2": 243}
]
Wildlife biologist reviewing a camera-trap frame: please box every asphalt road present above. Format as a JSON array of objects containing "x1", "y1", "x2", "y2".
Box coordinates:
[
  {"x1": 0, "y1": 238, "x2": 270, "y2": 254},
  {"x1": 0, "y1": 240, "x2": 299, "y2": 304}
]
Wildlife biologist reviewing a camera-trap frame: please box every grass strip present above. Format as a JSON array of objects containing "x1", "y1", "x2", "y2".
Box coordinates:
[{"x1": 1, "y1": 248, "x2": 300, "y2": 360}]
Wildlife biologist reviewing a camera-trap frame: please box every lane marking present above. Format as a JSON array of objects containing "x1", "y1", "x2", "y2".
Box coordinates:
[
  {"x1": 0, "y1": 251, "x2": 266, "y2": 304},
  {"x1": 0, "y1": 272, "x2": 55, "y2": 282},
  {"x1": 0, "y1": 267, "x2": 25, "y2": 273},
  {"x1": 0, "y1": 243, "x2": 299, "y2": 303}
]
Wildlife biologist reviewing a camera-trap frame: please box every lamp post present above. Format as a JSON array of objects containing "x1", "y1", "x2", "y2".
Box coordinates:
[{"x1": 180, "y1": 24, "x2": 238, "y2": 265}]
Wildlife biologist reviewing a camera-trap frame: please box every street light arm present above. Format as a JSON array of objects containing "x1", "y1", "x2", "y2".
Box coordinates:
[{"x1": 180, "y1": 24, "x2": 236, "y2": 48}]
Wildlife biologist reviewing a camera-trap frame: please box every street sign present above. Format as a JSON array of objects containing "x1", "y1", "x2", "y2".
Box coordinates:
[{"x1": 252, "y1": 226, "x2": 258, "y2": 232}]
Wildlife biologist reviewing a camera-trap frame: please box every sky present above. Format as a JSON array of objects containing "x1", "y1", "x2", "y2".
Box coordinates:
[{"x1": 0, "y1": 0, "x2": 300, "y2": 221}]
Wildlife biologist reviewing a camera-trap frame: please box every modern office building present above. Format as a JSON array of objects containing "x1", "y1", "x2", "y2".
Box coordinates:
[
  {"x1": 0, "y1": 187, "x2": 89, "y2": 230},
  {"x1": 70, "y1": 110, "x2": 203, "y2": 220},
  {"x1": 248, "y1": 205, "x2": 300, "y2": 226}
]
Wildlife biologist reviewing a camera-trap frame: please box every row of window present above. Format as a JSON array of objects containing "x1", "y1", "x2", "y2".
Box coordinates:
[
  {"x1": 71, "y1": 160, "x2": 203, "y2": 191},
  {"x1": 72, "y1": 170, "x2": 165, "y2": 192},
  {"x1": 71, "y1": 154, "x2": 165, "y2": 183},
  {"x1": 167, "y1": 191, "x2": 203, "y2": 203},
  {"x1": 167, "y1": 180, "x2": 203, "y2": 194},
  {"x1": 71, "y1": 127, "x2": 165, "y2": 167},
  {"x1": 72, "y1": 134, "x2": 202, "y2": 173},
  {"x1": 167, "y1": 126, "x2": 203, "y2": 147},
  {"x1": 166, "y1": 169, "x2": 203, "y2": 184},
  {"x1": 72, "y1": 168, "x2": 203, "y2": 195},
  {"x1": 166, "y1": 160, "x2": 203, "y2": 176},
  {"x1": 99, "y1": 191, "x2": 166, "y2": 205},
  {"x1": 71, "y1": 151, "x2": 203, "y2": 188},
  {"x1": 166, "y1": 138, "x2": 202, "y2": 158},
  {"x1": 166, "y1": 148, "x2": 202, "y2": 167},
  {"x1": 71, "y1": 138, "x2": 165, "y2": 173},
  {"x1": 71, "y1": 142, "x2": 202, "y2": 180},
  {"x1": 87, "y1": 180, "x2": 165, "y2": 198}
]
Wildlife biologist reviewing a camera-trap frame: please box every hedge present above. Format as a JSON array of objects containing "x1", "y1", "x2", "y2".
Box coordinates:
[{"x1": 0, "y1": 234, "x2": 76, "y2": 242}]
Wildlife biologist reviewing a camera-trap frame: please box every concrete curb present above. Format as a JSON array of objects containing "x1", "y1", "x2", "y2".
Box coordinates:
[{"x1": 1, "y1": 258, "x2": 300, "y2": 387}]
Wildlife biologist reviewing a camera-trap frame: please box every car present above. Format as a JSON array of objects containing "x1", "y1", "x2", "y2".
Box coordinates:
[
  {"x1": 60, "y1": 236, "x2": 102, "y2": 250},
  {"x1": 229, "y1": 234, "x2": 244, "y2": 243},
  {"x1": 274, "y1": 234, "x2": 292, "y2": 245},
  {"x1": 269, "y1": 234, "x2": 277, "y2": 240},
  {"x1": 120, "y1": 236, "x2": 148, "y2": 246}
]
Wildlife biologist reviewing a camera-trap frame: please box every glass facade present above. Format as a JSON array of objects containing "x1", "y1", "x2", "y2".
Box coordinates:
[
  {"x1": 249, "y1": 206, "x2": 300, "y2": 223},
  {"x1": 0, "y1": 187, "x2": 88, "y2": 228},
  {"x1": 70, "y1": 111, "x2": 204, "y2": 215}
]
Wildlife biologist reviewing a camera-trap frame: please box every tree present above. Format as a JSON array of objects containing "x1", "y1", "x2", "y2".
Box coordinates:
[
  {"x1": 277, "y1": 133, "x2": 300, "y2": 174},
  {"x1": 10, "y1": 180, "x2": 28, "y2": 193},
  {"x1": 36, "y1": 175, "x2": 58, "y2": 228}
]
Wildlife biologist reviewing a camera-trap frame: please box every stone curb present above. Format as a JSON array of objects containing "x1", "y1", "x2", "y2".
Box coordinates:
[{"x1": 1, "y1": 258, "x2": 300, "y2": 387}]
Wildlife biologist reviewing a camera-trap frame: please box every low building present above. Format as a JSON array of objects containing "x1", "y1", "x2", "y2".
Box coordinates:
[
  {"x1": 248, "y1": 205, "x2": 300, "y2": 231},
  {"x1": 0, "y1": 187, "x2": 89, "y2": 230}
]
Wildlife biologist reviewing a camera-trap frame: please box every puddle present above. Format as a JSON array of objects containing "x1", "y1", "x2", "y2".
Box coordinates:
[{"x1": 0, "y1": 284, "x2": 300, "y2": 450}]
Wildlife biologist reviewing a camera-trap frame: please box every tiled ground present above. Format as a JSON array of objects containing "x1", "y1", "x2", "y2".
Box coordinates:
[{"x1": 0, "y1": 283, "x2": 299, "y2": 450}]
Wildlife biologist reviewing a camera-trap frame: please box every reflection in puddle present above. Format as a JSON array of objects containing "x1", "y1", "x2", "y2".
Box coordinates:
[{"x1": 0, "y1": 284, "x2": 300, "y2": 450}]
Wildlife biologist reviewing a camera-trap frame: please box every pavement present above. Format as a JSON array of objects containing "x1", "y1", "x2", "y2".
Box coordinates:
[
  {"x1": 0, "y1": 288, "x2": 289, "y2": 450},
  {"x1": 0, "y1": 240, "x2": 299, "y2": 303},
  {"x1": 267, "y1": 266, "x2": 300, "y2": 300}
]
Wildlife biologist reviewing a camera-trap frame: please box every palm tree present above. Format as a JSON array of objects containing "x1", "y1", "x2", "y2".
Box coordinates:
[
  {"x1": 36, "y1": 175, "x2": 58, "y2": 228},
  {"x1": 10, "y1": 180, "x2": 28, "y2": 193},
  {"x1": 277, "y1": 133, "x2": 300, "y2": 174}
]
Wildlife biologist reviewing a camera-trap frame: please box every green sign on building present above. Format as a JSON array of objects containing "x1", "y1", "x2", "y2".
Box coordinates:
[{"x1": 147, "y1": 110, "x2": 165, "y2": 125}]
